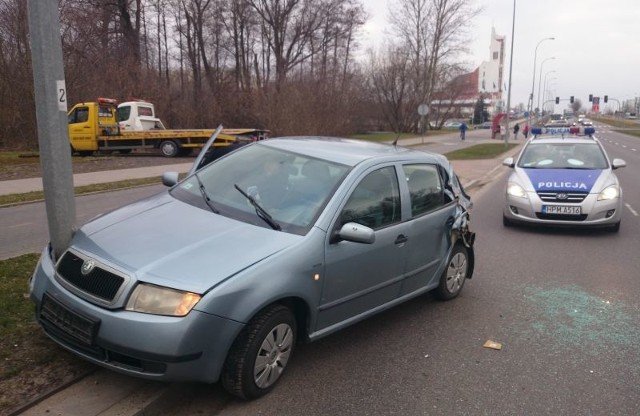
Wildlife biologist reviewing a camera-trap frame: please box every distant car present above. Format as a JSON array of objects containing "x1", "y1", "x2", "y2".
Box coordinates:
[
  {"x1": 443, "y1": 120, "x2": 463, "y2": 128},
  {"x1": 544, "y1": 119, "x2": 570, "y2": 128},
  {"x1": 475, "y1": 121, "x2": 493, "y2": 129},
  {"x1": 30, "y1": 137, "x2": 476, "y2": 399},
  {"x1": 502, "y1": 128, "x2": 626, "y2": 232},
  {"x1": 580, "y1": 119, "x2": 593, "y2": 126}
]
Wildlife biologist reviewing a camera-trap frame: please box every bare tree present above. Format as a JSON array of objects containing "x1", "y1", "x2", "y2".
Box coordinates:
[
  {"x1": 374, "y1": 0, "x2": 481, "y2": 131},
  {"x1": 0, "y1": 0, "x2": 493, "y2": 147},
  {"x1": 0, "y1": 0, "x2": 33, "y2": 148}
]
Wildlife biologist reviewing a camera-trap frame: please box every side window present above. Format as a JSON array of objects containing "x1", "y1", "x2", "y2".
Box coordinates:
[
  {"x1": 68, "y1": 107, "x2": 88, "y2": 124},
  {"x1": 340, "y1": 167, "x2": 401, "y2": 230},
  {"x1": 117, "y1": 106, "x2": 131, "y2": 122},
  {"x1": 403, "y1": 164, "x2": 445, "y2": 216}
]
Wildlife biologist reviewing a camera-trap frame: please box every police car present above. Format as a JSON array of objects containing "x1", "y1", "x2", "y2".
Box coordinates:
[{"x1": 502, "y1": 127, "x2": 626, "y2": 231}]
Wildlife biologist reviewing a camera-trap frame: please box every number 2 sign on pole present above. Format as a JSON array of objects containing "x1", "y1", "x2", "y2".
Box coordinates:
[{"x1": 56, "y1": 80, "x2": 67, "y2": 112}]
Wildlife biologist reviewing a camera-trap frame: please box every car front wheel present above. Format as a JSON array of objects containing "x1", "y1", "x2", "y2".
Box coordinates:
[
  {"x1": 222, "y1": 304, "x2": 296, "y2": 399},
  {"x1": 435, "y1": 244, "x2": 469, "y2": 300}
]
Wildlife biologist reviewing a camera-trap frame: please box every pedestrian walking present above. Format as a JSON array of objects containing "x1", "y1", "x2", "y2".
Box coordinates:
[
  {"x1": 459, "y1": 122, "x2": 468, "y2": 141},
  {"x1": 513, "y1": 123, "x2": 520, "y2": 139},
  {"x1": 522, "y1": 124, "x2": 530, "y2": 139}
]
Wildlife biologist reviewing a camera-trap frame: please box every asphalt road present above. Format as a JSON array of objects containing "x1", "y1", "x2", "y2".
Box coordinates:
[
  {"x1": 123, "y1": 126, "x2": 640, "y2": 416},
  {"x1": 0, "y1": 185, "x2": 165, "y2": 260}
]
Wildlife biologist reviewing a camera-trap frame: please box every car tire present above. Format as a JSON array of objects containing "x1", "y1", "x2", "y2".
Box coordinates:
[
  {"x1": 159, "y1": 140, "x2": 179, "y2": 157},
  {"x1": 222, "y1": 304, "x2": 297, "y2": 400},
  {"x1": 435, "y1": 244, "x2": 469, "y2": 301},
  {"x1": 609, "y1": 221, "x2": 621, "y2": 233},
  {"x1": 502, "y1": 215, "x2": 513, "y2": 227}
]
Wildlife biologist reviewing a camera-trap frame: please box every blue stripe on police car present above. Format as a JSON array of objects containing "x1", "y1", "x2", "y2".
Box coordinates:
[{"x1": 524, "y1": 169, "x2": 601, "y2": 192}]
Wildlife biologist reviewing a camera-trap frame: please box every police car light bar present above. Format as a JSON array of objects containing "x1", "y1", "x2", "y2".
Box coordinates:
[{"x1": 531, "y1": 126, "x2": 596, "y2": 137}]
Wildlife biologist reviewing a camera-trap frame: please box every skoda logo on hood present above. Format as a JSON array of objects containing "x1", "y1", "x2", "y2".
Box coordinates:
[{"x1": 81, "y1": 259, "x2": 96, "y2": 276}]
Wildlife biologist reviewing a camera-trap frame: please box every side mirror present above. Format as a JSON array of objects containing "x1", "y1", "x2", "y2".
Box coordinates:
[
  {"x1": 502, "y1": 157, "x2": 515, "y2": 168},
  {"x1": 612, "y1": 158, "x2": 626, "y2": 170},
  {"x1": 337, "y1": 222, "x2": 375, "y2": 244},
  {"x1": 162, "y1": 171, "x2": 179, "y2": 187}
]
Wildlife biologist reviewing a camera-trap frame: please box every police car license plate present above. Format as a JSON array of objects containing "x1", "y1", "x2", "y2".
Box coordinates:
[{"x1": 542, "y1": 205, "x2": 581, "y2": 215}]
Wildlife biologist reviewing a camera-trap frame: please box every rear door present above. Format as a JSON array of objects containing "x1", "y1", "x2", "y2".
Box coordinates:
[{"x1": 399, "y1": 163, "x2": 454, "y2": 295}]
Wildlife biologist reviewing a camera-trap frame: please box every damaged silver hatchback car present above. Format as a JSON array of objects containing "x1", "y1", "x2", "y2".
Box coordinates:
[{"x1": 30, "y1": 136, "x2": 475, "y2": 399}]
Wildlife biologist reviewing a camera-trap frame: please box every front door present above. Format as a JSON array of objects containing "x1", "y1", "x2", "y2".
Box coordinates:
[{"x1": 318, "y1": 166, "x2": 407, "y2": 331}]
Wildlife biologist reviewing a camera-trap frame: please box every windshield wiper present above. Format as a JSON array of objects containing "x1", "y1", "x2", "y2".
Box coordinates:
[
  {"x1": 234, "y1": 184, "x2": 281, "y2": 231},
  {"x1": 194, "y1": 173, "x2": 219, "y2": 214}
]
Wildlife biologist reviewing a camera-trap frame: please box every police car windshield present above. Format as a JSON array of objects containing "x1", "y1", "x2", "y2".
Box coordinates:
[{"x1": 518, "y1": 143, "x2": 608, "y2": 170}]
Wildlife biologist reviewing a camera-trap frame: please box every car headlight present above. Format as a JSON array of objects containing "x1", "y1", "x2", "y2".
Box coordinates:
[
  {"x1": 597, "y1": 185, "x2": 619, "y2": 201},
  {"x1": 126, "y1": 283, "x2": 201, "y2": 316},
  {"x1": 507, "y1": 182, "x2": 528, "y2": 199}
]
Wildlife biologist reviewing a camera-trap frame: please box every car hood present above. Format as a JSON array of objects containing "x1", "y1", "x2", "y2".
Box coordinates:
[
  {"x1": 517, "y1": 168, "x2": 603, "y2": 193},
  {"x1": 71, "y1": 193, "x2": 301, "y2": 293}
]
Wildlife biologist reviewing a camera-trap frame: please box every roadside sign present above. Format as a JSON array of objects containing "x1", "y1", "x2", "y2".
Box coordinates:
[{"x1": 417, "y1": 104, "x2": 429, "y2": 116}]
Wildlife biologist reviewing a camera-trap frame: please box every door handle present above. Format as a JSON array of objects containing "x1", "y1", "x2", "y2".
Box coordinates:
[{"x1": 394, "y1": 234, "x2": 408, "y2": 244}]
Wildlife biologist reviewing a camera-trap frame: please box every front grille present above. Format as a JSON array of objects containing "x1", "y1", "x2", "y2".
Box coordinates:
[
  {"x1": 536, "y1": 213, "x2": 588, "y2": 221},
  {"x1": 537, "y1": 191, "x2": 587, "y2": 203},
  {"x1": 56, "y1": 251, "x2": 126, "y2": 303}
]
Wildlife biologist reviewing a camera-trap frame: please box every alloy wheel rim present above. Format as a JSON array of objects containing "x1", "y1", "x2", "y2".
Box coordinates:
[
  {"x1": 253, "y1": 323, "x2": 294, "y2": 388},
  {"x1": 446, "y1": 252, "x2": 467, "y2": 293}
]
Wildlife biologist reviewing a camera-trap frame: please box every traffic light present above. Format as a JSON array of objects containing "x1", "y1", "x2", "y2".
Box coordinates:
[
  {"x1": 570, "y1": 96, "x2": 574, "y2": 103},
  {"x1": 555, "y1": 97, "x2": 560, "y2": 104},
  {"x1": 604, "y1": 95, "x2": 608, "y2": 103},
  {"x1": 589, "y1": 94, "x2": 593, "y2": 102}
]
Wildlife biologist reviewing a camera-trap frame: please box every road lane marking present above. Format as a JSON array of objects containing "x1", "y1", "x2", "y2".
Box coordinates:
[
  {"x1": 625, "y1": 203, "x2": 639, "y2": 217},
  {"x1": 7, "y1": 223, "x2": 33, "y2": 228}
]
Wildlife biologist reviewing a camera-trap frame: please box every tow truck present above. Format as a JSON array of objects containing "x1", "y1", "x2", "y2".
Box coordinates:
[{"x1": 67, "y1": 98, "x2": 268, "y2": 157}]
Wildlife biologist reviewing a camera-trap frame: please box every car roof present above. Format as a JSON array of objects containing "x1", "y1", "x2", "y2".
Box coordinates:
[
  {"x1": 528, "y1": 136, "x2": 600, "y2": 144},
  {"x1": 259, "y1": 136, "x2": 443, "y2": 166}
]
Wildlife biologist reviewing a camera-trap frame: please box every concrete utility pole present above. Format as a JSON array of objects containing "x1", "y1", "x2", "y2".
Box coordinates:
[
  {"x1": 504, "y1": 0, "x2": 516, "y2": 145},
  {"x1": 28, "y1": 0, "x2": 76, "y2": 260}
]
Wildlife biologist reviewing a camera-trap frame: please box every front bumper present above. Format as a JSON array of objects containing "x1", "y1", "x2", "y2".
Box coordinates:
[
  {"x1": 29, "y1": 245, "x2": 244, "y2": 383},
  {"x1": 503, "y1": 191, "x2": 622, "y2": 228}
]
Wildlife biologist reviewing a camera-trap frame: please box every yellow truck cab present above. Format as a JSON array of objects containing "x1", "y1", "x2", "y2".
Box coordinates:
[{"x1": 67, "y1": 98, "x2": 268, "y2": 157}]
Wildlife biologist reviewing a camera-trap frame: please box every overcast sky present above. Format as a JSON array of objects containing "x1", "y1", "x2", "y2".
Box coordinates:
[{"x1": 360, "y1": 0, "x2": 640, "y2": 112}]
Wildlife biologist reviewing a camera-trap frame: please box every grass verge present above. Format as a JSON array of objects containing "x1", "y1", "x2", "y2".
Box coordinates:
[
  {"x1": 0, "y1": 254, "x2": 95, "y2": 414},
  {"x1": 444, "y1": 143, "x2": 519, "y2": 160}
]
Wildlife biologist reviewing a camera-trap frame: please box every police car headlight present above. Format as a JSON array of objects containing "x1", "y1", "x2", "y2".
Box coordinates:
[
  {"x1": 126, "y1": 283, "x2": 201, "y2": 316},
  {"x1": 597, "y1": 185, "x2": 619, "y2": 201},
  {"x1": 507, "y1": 183, "x2": 528, "y2": 199}
]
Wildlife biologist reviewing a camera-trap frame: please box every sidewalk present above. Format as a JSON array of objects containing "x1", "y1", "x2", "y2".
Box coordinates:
[{"x1": 0, "y1": 162, "x2": 193, "y2": 197}]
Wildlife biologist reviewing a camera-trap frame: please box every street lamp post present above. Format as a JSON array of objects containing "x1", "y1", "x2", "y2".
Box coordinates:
[
  {"x1": 537, "y1": 56, "x2": 555, "y2": 113},
  {"x1": 504, "y1": 0, "x2": 516, "y2": 144},
  {"x1": 527, "y1": 36, "x2": 555, "y2": 128}
]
